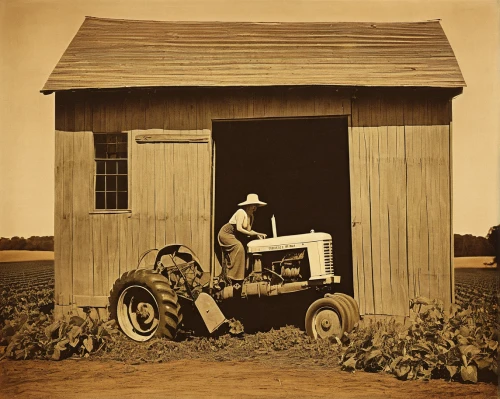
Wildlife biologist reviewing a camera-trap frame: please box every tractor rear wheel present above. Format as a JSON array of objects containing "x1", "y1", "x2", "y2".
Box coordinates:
[
  {"x1": 305, "y1": 296, "x2": 347, "y2": 340},
  {"x1": 333, "y1": 293, "x2": 360, "y2": 328},
  {"x1": 109, "y1": 269, "x2": 182, "y2": 342},
  {"x1": 326, "y1": 294, "x2": 355, "y2": 332}
]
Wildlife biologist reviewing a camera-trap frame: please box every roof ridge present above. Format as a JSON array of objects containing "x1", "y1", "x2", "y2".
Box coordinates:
[{"x1": 83, "y1": 16, "x2": 441, "y2": 25}]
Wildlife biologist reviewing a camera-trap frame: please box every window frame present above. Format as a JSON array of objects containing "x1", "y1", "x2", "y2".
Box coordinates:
[{"x1": 92, "y1": 132, "x2": 130, "y2": 212}]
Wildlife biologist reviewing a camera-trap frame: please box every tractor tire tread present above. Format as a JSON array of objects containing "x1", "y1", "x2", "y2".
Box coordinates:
[
  {"x1": 305, "y1": 296, "x2": 348, "y2": 339},
  {"x1": 108, "y1": 269, "x2": 182, "y2": 341}
]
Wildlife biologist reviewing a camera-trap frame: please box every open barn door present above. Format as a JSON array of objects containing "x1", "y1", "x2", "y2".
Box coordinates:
[{"x1": 133, "y1": 129, "x2": 213, "y2": 271}]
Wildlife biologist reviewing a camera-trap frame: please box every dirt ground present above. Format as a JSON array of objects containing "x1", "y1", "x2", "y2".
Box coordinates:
[{"x1": 0, "y1": 359, "x2": 497, "y2": 399}]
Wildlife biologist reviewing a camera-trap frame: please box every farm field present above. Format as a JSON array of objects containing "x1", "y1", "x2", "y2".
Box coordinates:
[
  {"x1": 0, "y1": 251, "x2": 54, "y2": 263},
  {"x1": 454, "y1": 256, "x2": 496, "y2": 269},
  {"x1": 0, "y1": 260, "x2": 497, "y2": 398}
]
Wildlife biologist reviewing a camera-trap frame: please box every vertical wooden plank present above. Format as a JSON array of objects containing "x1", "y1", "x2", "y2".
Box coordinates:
[
  {"x1": 164, "y1": 142, "x2": 176, "y2": 245},
  {"x1": 447, "y1": 118, "x2": 454, "y2": 306},
  {"x1": 173, "y1": 142, "x2": 192, "y2": 247},
  {"x1": 264, "y1": 88, "x2": 283, "y2": 118},
  {"x1": 154, "y1": 141, "x2": 167, "y2": 249},
  {"x1": 195, "y1": 90, "x2": 211, "y2": 130},
  {"x1": 136, "y1": 130, "x2": 147, "y2": 267},
  {"x1": 146, "y1": 139, "x2": 157, "y2": 266},
  {"x1": 105, "y1": 93, "x2": 123, "y2": 133},
  {"x1": 378, "y1": 123, "x2": 392, "y2": 315},
  {"x1": 348, "y1": 120, "x2": 363, "y2": 313},
  {"x1": 188, "y1": 134, "x2": 199, "y2": 254},
  {"x1": 387, "y1": 124, "x2": 402, "y2": 315},
  {"x1": 396, "y1": 123, "x2": 409, "y2": 315},
  {"x1": 130, "y1": 93, "x2": 146, "y2": 131},
  {"x1": 416, "y1": 101, "x2": 429, "y2": 299},
  {"x1": 231, "y1": 89, "x2": 249, "y2": 120},
  {"x1": 61, "y1": 103, "x2": 74, "y2": 306},
  {"x1": 92, "y1": 214, "x2": 102, "y2": 297},
  {"x1": 92, "y1": 96, "x2": 104, "y2": 133},
  {"x1": 106, "y1": 215, "x2": 120, "y2": 294},
  {"x1": 368, "y1": 124, "x2": 382, "y2": 314},
  {"x1": 296, "y1": 87, "x2": 315, "y2": 116},
  {"x1": 199, "y1": 133, "x2": 212, "y2": 271},
  {"x1": 427, "y1": 122, "x2": 440, "y2": 302},
  {"x1": 252, "y1": 88, "x2": 266, "y2": 119},
  {"x1": 349, "y1": 97, "x2": 366, "y2": 313},
  {"x1": 128, "y1": 130, "x2": 140, "y2": 270},
  {"x1": 72, "y1": 146, "x2": 89, "y2": 296},
  {"x1": 84, "y1": 98, "x2": 96, "y2": 298},
  {"x1": 146, "y1": 136, "x2": 156, "y2": 265},
  {"x1": 54, "y1": 130, "x2": 64, "y2": 309},
  {"x1": 404, "y1": 97, "x2": 417, "y2": 302},
  {"x1": 359, "y1": 126, "x2": 374, "y2": 314},
  {"x1": 98, "y1": 215, "x2": 109, "y2": 297},
  {"x1": 72, "y1": 99, "x2": 90, "y2": 299},
  {"x1": 438, "y1": 121, "x2": 452, "y2": 308},
  {"x1": 146, "y1": 93, "x2": 165, "y2": 130},
  {"x1": 118, "y1": 213, "x2": 129, "y2": 276}
]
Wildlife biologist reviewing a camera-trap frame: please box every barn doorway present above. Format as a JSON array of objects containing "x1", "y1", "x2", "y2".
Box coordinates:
[{"x1": 213, "y1": 116, "x2": 353, "y2": 295}]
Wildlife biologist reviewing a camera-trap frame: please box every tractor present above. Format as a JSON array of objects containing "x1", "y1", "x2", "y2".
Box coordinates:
[{"x1": 108, "y1": 231, "x2": 360, "y2": 342}]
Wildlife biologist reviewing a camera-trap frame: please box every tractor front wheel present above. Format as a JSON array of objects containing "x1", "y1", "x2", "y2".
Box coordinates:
[
  {"x1": 305, "y1": 296, "x2": 347, "y2": 340},
  {"x1": 109, "y1": 269, "x2": 182, "y2": 342}
]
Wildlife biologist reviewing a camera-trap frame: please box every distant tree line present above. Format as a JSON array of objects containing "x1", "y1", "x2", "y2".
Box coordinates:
[
  {"x1": 0, "y1": 226, "x2": 497, "y2": 258},
  {"x1": 0, "y1": 236, "x2": 54, "y2": 251},
  {"x1": 454, "y1": 225, "x2": 499, "y2": 258}
]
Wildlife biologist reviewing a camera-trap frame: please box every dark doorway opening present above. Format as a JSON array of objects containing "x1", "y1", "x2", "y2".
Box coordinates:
[{"x1": 213, "y1": 116, "x2": 353, "y2": 295}]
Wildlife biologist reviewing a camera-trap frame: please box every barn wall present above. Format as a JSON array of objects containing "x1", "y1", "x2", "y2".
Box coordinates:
[
  {"x1": 54, "y1": 87, "x2": 454, "y2": 317},
  {"x1": 54, "y1": 87, "x2": 351, "y2": 312},
  {"x1": 350, "y1": 92, "x2": 452, "y2": 316}
]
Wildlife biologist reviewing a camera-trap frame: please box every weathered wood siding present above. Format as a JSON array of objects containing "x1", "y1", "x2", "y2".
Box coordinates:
[
  {"x1": 54, "y1": 87, "x2": 453, "y2": 317},
  {"x1": 350, "y1": 92, "x2": 452, "y2": 316},
  {"x1": 54, "y1": 87, "x2": 351, "y2": 310}
]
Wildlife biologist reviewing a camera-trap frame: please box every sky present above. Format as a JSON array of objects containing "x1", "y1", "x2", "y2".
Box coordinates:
[{"x1": 0, "y1": 0, "x2": 498, "y2": 238}]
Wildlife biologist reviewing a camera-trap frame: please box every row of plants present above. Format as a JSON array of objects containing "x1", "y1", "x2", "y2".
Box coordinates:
[
  {"x1": 339, "y1": 295, "x2": 498, "y2": 383},
  {"x1": 0, "y1": 311, "x2": 118, "y2": 361},
  {"x1": 0, "y1": 264, "x2": 497, "y2": 384}
]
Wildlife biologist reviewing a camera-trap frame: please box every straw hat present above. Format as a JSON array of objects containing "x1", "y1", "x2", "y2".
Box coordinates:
[{"x1": 238, "y1": 193, "x2": 267, "y2": 207}]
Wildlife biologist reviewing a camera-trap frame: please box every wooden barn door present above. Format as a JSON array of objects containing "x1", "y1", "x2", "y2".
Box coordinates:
[{"x1": 132, "y1": 129, "x2": 213, "y2": 271}]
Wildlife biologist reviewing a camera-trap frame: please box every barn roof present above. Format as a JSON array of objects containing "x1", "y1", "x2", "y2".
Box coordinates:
[{"x1": 42, "y1": 17, "x2": 465, "y2": 93}]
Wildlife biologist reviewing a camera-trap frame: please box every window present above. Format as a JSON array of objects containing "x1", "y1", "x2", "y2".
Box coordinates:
[{"x1": 93, "y1": 133, "x2": 128, "y2": 210}]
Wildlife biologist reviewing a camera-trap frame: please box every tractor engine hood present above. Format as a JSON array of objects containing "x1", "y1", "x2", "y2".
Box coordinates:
[{"x1": 247, "y1": 232, "x2": 332, "y2": 253}]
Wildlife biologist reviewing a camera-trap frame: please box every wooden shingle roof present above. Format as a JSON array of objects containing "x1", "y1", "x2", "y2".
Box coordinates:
[{"x1": 42, "y1": 17, "x2": 465, "y2": 92}]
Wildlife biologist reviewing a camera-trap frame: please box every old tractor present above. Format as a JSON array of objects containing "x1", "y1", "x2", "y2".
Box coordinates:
[{"x1": 108, "y1": 231, "x2": 360, "y2": 342}]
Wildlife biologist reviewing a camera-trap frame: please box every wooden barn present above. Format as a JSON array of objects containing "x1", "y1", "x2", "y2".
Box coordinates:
[{"x1": 42, "y1": 17, "x2": 465, "y2": 320}]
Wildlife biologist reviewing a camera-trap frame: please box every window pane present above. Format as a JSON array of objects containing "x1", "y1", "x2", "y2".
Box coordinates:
[
  {"x1": 96, "y1": 175, "x2": 105, "y2": 191},
  {"x1": 96, "y1": 192, "x2": 105, "y2": 209},
  {"x1": 107, "y1": 144, "x2": 117, "y2": 158},
  {"x1": 96, "y1": 161, "x2": 105, "y2": 174},
  {"x1": 106, "y1": 176, "x2": 117, "y2": 191},
  {"x1": 117, "y1": 160, "x2": 127, "y2": 174},
  {"x1": 106, "y1": 161, "x2": 117, "y2": 174},
  {"x1": 106, "y1": 192, "x2": 117, "y2": 209},
  {"x1": 95, "y1": 144, "x2": 107, "y2": 158},
  {"x1": 117, "y1": 142, "x2": 127, "y2": 157},
  {"x1": 117, "y1": 192, "x2": 128, "y2": 209},
  {"x1": 117, "y1": 175, "x2": 127, "y2": 191},
  {"x1": 94, "y1": 134, "x2": 106, "y2": 144},
  {"x1": 106, "y1": 135, "x2": 116, "y2": 144}
]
